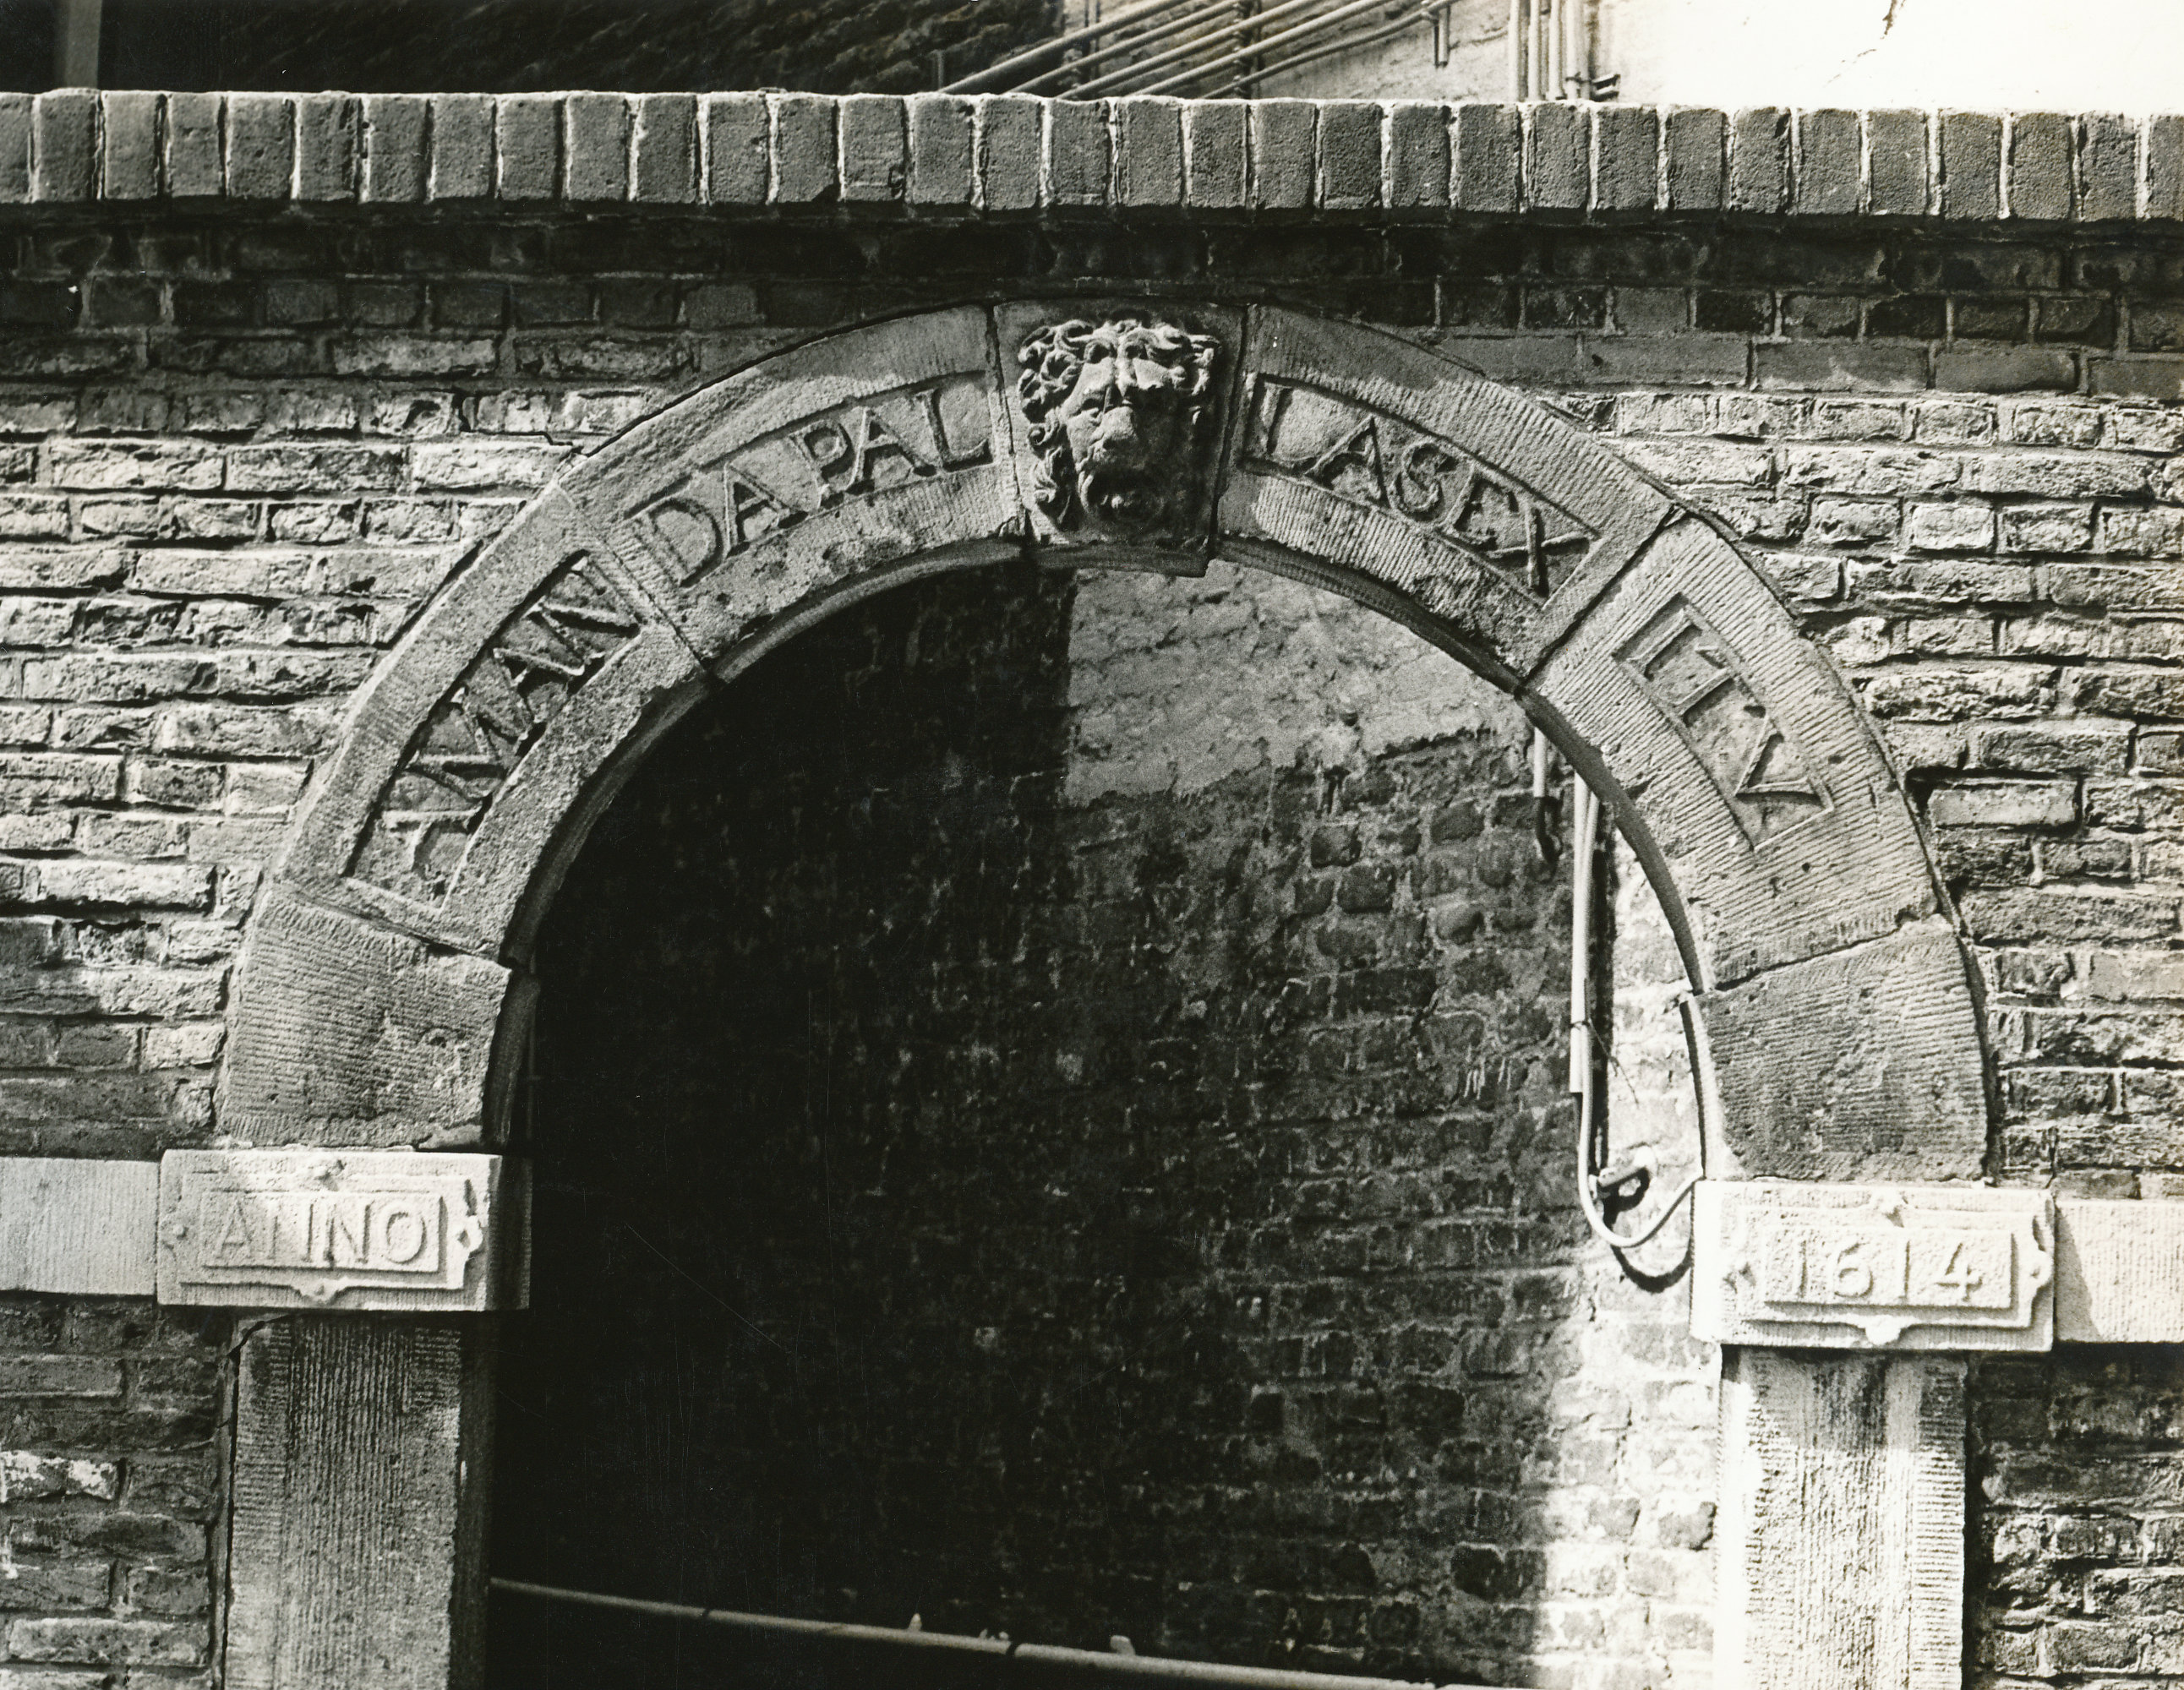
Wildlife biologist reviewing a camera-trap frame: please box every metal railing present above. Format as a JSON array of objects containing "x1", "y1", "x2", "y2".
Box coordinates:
[
  {"x1": 946, "y1": 0, "x2": 1439, "y2": 101},
  {"x1": 492, "y1": 1578, "x2": 1493, "y2": 1690}
]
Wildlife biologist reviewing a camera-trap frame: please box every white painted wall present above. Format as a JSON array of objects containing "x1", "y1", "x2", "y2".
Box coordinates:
[{"x1": 1262, "y1": 0, "x2": 2183, "y2": 110}]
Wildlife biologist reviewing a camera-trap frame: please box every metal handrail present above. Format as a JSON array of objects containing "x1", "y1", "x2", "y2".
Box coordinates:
[
  {"x1": 491, "y1": 1577, "x2": 1491, "y2": 1690},
  {"x1": 1062, "y1": 0, "x2": 1356, "y2": 98},
  {"x1": 943, "y1": 0, "x2": 1201, "y2": 92},
  {"x1": 1126, "y1": 0, "x2": 1403, "y2": 97},
  {"x1": 1012, "y1": 0, "x2": 1241, "y2": 95},
  {"x1": 1212, "y1": 6, "x2": 1429, "y2": 95}
]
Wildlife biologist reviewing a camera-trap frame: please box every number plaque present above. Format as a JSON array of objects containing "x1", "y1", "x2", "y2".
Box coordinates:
[{"x1": 1692, "y1": 1181, "x2": 2053, "y2": 1349}]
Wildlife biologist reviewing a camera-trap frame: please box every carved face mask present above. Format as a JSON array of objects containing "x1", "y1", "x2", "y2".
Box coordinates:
[{"x1": 1056, "y1": 332, "x2": 1199, "y2": 532}]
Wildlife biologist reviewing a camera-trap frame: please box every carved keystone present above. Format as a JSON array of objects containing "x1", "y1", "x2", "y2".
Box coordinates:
[
  {"x1": 1693, "y1": 1180, "x2": 2053, "y2": 1350},
  {"x1": 156, "y1": 1149, "x2": 524, "y2": 1311},
  {"x1": 1007, "y1": 306, "x2": 1227, "y2": 562}
]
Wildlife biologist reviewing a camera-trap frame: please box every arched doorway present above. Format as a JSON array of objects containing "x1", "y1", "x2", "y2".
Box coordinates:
[
  {"x1": 483, "y1": 547, "x2": 1717, "y2": 1686},
  {"x1": 210, "y1": 301, "x2": 1990, "y2": 1690}
]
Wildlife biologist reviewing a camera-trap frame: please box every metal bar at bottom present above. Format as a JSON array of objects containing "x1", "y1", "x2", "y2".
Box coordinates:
[{"x1": 490, "y1": 1578, "x2": 1489, "y2": 1690}]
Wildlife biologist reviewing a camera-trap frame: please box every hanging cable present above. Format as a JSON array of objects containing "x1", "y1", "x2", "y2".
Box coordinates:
[
  {"x1": 1568, "y1": 775, "x2": 1703, "y2": 1254},
  {"x1": 1530, "y1": 728, "x2": 1559, "y2": 867}
]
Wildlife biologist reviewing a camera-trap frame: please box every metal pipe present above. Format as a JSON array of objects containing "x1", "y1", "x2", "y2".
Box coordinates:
[
  {"x1": 1066, "y1": 0, "x2": 1351, "y2": 99},
  {"x1": 1568, "y1": 774, "x2": 1595, "y2": 1100},
  {"x1": 1013, "y1": 0, "x2": 1240, "y2": 93},
  {"x1": 1546, "y1": 0, "x2": 1564, "y2": 98},
  {"x1": 942, "y1": 0, "x2": 1198, "y2": 92},
  {"x1": 1129, "y1": 0, "x2": 1399, "y2": 97},
  {"x1": 52, "y1": 0, "x2": 101, "y2": 86},
  {"x1": 490, "y1": 1578, "x2": 1488, "y2": 1690},
  {"x1": 1220, "y1": 7, "x2": 1428, "y2": 95},
  {"x1": 1506, "y1": 0, "x2": 1525, "y2": 101}
]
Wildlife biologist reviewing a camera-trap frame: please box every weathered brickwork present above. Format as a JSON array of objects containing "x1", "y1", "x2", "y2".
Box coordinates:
[
  {"x1": 0, "y1": 1296, "x2": 219, "y2": 1688},
  {"x1": 0, "y1": 90, "x2": 2176, "y2": 1688},
  {"x1": 492, "y1": 566, "x2": 1709, "y2": 1690},
  {"x1": 1973, "y1": 1349, "x2": 2184, "y2": 1687},
  {"x1": 85, "y1": 0, "x2": 1060, "y2": 100}
]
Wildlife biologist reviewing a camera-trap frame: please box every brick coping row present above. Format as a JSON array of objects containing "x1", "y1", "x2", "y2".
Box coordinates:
[{"x1": 2, "y1": 89, "x2": 2183, "y2": 224}]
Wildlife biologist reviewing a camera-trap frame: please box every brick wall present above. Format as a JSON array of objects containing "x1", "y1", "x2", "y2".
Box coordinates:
[
  {"x1": 0, "y1": 91, "x2": 2179, "y2": 1690},
  {"x1": 0, "y1": 1296, "x2": 218, "y2": 1687},
  {"x1": 22, "y1": 0, "x2": 1063, "y2": 96},
  {"x1": 490, "y1": 561, "x2": 1708, "y2": 1690}
]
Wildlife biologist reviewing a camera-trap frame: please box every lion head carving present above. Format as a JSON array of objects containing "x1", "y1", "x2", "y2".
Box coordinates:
[{"x1": 1015, "y1": 314, "x2": 1222, "y2": 546}]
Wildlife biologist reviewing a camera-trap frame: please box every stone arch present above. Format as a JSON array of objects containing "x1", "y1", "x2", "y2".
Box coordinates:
[{"x1": 217, "y1": 300, "x2": 1989, "y2": 1186}]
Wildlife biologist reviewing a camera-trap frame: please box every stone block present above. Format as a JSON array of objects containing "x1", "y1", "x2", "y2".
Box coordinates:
[
  {"x1": 31, "y1": 90, "x2": 96, "y2": 201},
  {"x1": 0, "y1": 94, "x2": 27, "y2": 202},
  {"x1": 2056, "y1": 1199, "x2": 2184, "y2": 1341},
  {"x1": 631, "y1": 93, "x2": 696, "y2": 203},
  {"x1": 1526, "y1": 100, "x2": 1586, "y2": 210},
  {"x1": 2149, "y1": 113, "x2": 2184, "y2": 221},
  {"x1": 1728, "y1": 107, "x2": 1789, "y2": 213},
  {"x1": 217, "y1": 886, "x2": 518, "y2": 1148},
  {"x1": 976, "y1": 95, "x2": 1042, "y2": 210},
  {"x1": 225, "y1": 1320, "x2": 489, "y2": 1690},
  {"x1": 2009, "y1": 111, "x2": 2073, "y2": 221},
  {"x1": 1697, "y1": 919, "x2": 1988, "y2": 1181},
  {"x1": 1453, "y1": 101, "x2": 1520, "y2": 212},
  {"x1": 1717, "y1": 1351, "x2": 1963, "y2": 1690},
  {"x1": 906, "y1": 94, "x2": 974, "y2": 207},
  {"x1": 1664, "y1": 106, "x2": 1724, "y2": 210},
  {"x1": 1940, "y1": 111, "x2": 2002, "y2": 220},
  {"x1": 1866, "y1": 108, "x2": 1929, "y2": 215},
  {"x1": 426, "y1": 94, "x2": 492, "y2": 199},
  {"x1": 1182, "y1": 99, "x2": 1246, "y2": 209},
  {"x1": 1692, "y1": 1180, "x2": 2053, "y2": 1349},
  {"x1": 157, "y1": 1148, "x2": 523, "y2": 1311},
  {"x1": 225, "y1": 92, "x2": 292, "y2": 199},
  {"x1": 99, "y1": 91, "x2": 160, "y2": 200},
  {"x1": 494, "y1": 94, "x2": 559, "y2": 200},
  {"x1": 294, "y1": 92, "x2": 358, "y2": 201},
  {"x1": 0, "y1": 1158, "x2": 155, "y2": 1296},
  {"x1": 1384, "y1": 101, "x2": 1447, "y2": 211},
  {"x1": 838, "y1": 93, "x2": 906, "y2": 204},
  {"x1": 1595, "y1": 104, "x2": 1658, "y2": 211},
  {"x1": 1795, "y1": 107, "x2": 1860, "y2": 214},
  {"x1": 562, "y1": 92, "x2": 629, "y2": 202},
  {"x1": 770, "y1": 94, "x2": 837, "y2": 204},
  {"x1": 701, "y1": 90, "x2": 767, "y2": 204},
  {"x1": 1115, "y1": 96, "x2": 1182, "y2": 208},
  {"x1": 2078, "y1": 112, "x2": 2138, "y2": 222},
  {"x1": 565, "y1": 304, "x2": 1016, "y2": 664},
  {"x1": 1248, "y1": 99, "x2": 1315, "y2": 210},
  {"x1": 1316, "y1": 100, "x2": 1379, "y2": 210},
  {"x1": 361, "y1": 95, "x2": 428, "y2": 203},
  {"x1": 1045, "y1": 98, "x2": 1110, "y2": 206}
]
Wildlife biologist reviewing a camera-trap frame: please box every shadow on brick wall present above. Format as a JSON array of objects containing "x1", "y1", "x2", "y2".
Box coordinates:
[{"x1": 486, "y1": 564, "x2": 1597, "y2": 1688}]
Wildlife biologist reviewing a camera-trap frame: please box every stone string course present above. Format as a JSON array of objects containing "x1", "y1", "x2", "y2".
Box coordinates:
[{"x1": 2, "y1": 90, "x2": 2183, "y2": 225}]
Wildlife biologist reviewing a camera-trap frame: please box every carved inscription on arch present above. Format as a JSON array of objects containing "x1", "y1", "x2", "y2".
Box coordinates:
[
  {"x1": 349, "y1": 551, "x2": 643, "y2": 904},
  {"x1": 1241, "y1": 378, "x2": 1597, "y2": 599},
  {"x1": 1616, "y1": 597, "x2": 1830, "y2": 847},
  {"x1": 618, "y1": 373, "x2": 992, "y2": 586}
]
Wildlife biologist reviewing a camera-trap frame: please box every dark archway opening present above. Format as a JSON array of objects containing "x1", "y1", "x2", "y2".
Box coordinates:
[{"x1": 483, "y1": 559, "x2": 1700, "y2": 1689}]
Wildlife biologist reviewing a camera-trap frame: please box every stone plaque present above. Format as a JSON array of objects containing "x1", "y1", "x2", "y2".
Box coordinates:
[
  {"x1": 1693, "y1": 1180, "x2": 2053, "y2": 1349},
  {"x1": 157, "y1": 1150, "x2": 523, "y2": 1311}
]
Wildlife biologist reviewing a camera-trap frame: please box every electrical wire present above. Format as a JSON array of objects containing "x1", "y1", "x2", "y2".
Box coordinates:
[{"x1": 1566, "y1": 771, "x2": 1705, "y2": 1254}]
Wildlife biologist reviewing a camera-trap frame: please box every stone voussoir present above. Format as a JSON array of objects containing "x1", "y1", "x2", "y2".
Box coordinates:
[{"x1": 0, "y1": 91, "x2": 2172, "y2": 223}]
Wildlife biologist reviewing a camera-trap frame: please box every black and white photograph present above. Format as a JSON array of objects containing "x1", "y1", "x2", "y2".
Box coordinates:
[{"x1": 0, "y1": 3, "x2": 2180, "y2": 1687}]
